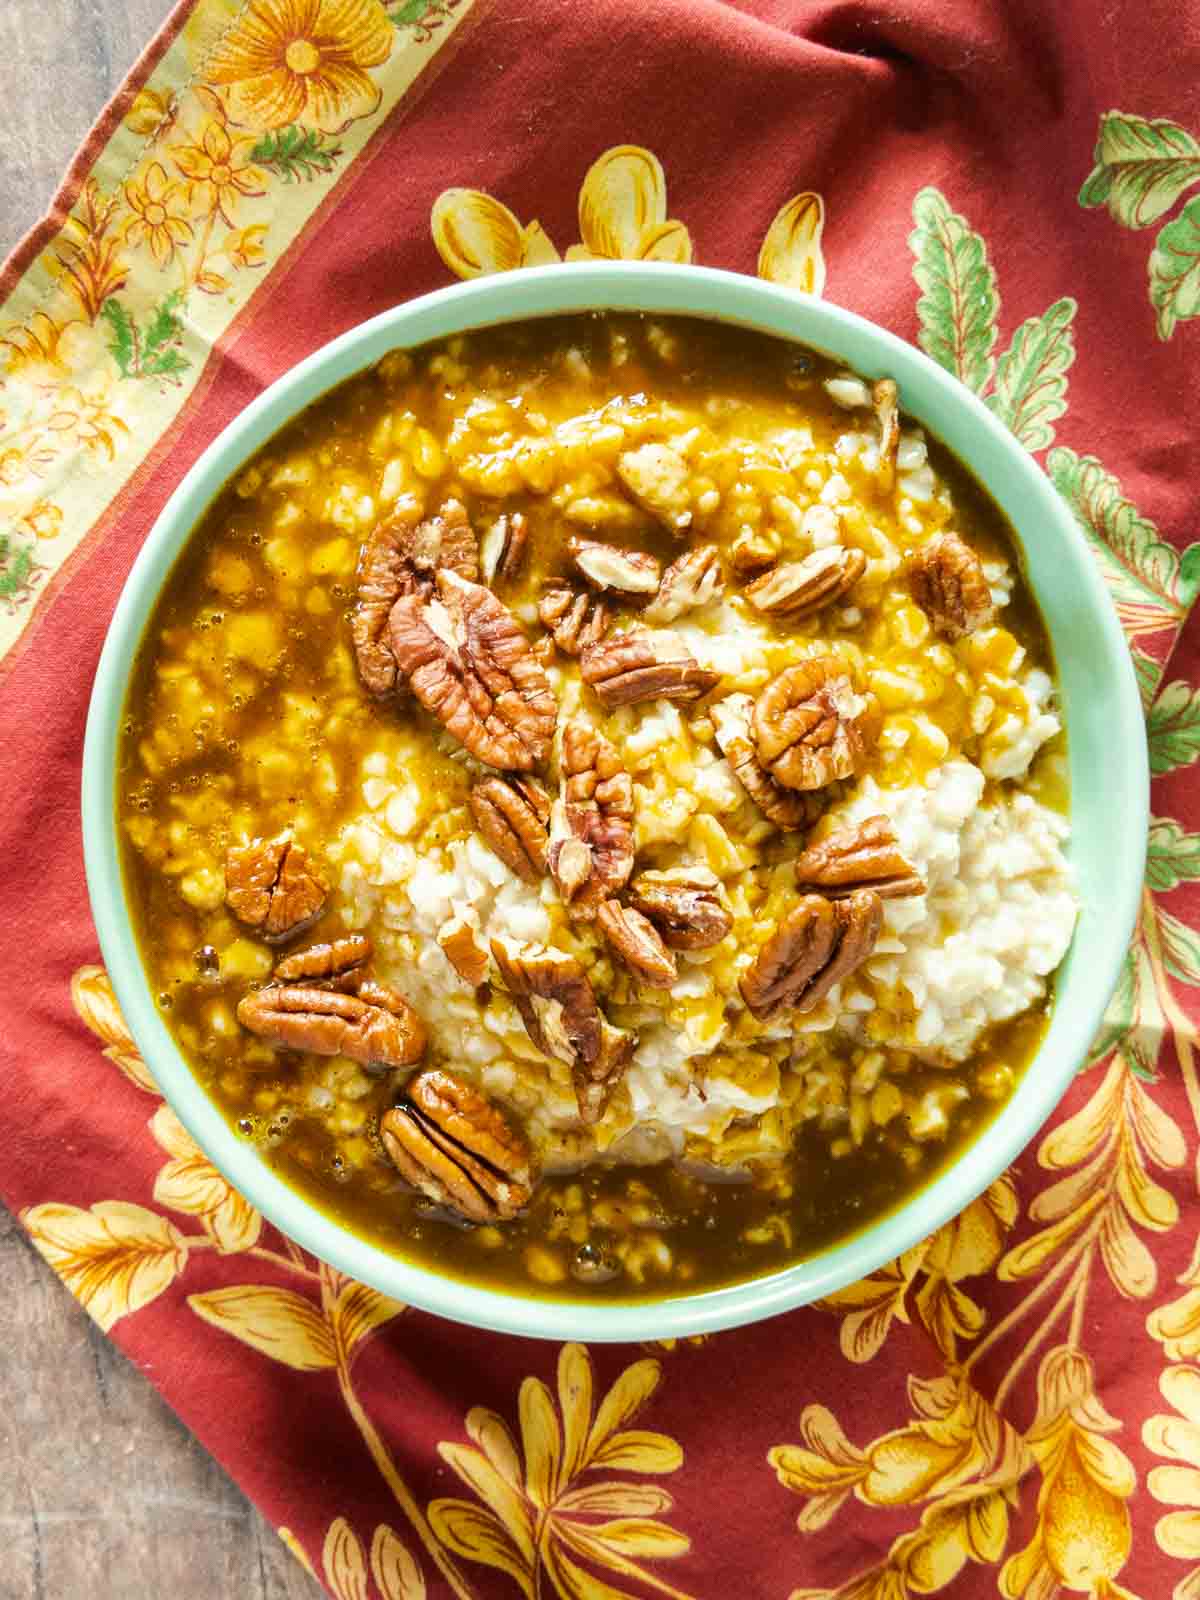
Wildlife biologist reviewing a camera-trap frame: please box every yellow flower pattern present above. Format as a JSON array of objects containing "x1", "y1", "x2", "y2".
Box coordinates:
[
  {"x1": 171, "y1": 118, "x2": 267, "y2": 223},
  {"x1": 204, "y1": 0, "x2": 394, "y2": 133},
  {"x1": 430, "y1": 1343, "x2": 692, "y2": 1599},
  {"x1": 22, "y1": 1200, "x2": 188, "y2": 1332},
  {"x1": 123, "y1": 161, "x2": 194, "y2": 267},
  {"x1": 431, "y1": 143, "x2": 826, "y2": 292}
]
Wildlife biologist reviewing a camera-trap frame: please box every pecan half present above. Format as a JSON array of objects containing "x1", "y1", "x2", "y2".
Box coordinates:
[
  {"x1": 237, "y1": 981, "x2": 426, "y2": 1066},
  {"x1": 480, "y1": 511, "x2": 528, "y2": 585},
  {"x1": 569, "y1": 537, "x2": 661, "y2": 595},
  {"x1": 538, "y1": 586, "x2": 610, "y2": 656},
  {"x1": 615, "y1": 442, "x2": 692, "y2": 531},
  {"x1": 469, "y1": 774, "x2": 551, "y2": 883},
  {"x1": 744, "y1": 546, "x2": 867, "y2": 621},
  {"x1": 627, "y1": 867, "x2": 732, "y2": 950},
  {"x1": 351, "y1": 497, "x2": 479, "y2": 694},
  {"x1": 439, "y1": 916, "x2": 490, "y2": 990},
  {"x1": 548, "y1": 719, "x2": 635, "y2": 918},
  {"x1": 873, "y1": 378, "x2": 900, "y2": 492},
  {"x1": 753, "y1": 658, "x2": 870, "y2": 792},
  {"x1": 711, "y1": 694, "x2": 825, "y2": 830},
  {"x1": 388, "y1": 569, "x2": 557, "y2": 770},
  {"x1": 597, "y1": 900, "x2": 678, "y2": 988},
  {"x1": 224, "y1": 835, "x2": 328, "y2": 943},
  {"x1": 351, "y1": 497, "x2": 422, "y2": 696},
  {"x1": 739, "y1": 889, "x2": 882, "y2": 1020},
  {"x1": 909, "y1": 532, "x2": 994, "y2": 640},
  {"x1": 580, "y1": 630, "x2": 721, "y2": 709},
  {"x1": 794, "y1": 815, "x2": 925, "y2": 899},
  {"x1": 643, "y1": 544, "x2": 723, "y2": 624},
  {"x1": 490, "y1": 938, "x2": 636, "y2": 1123},
  {"x1": 380, "y1": 1069, "x2": 534, "y2": 1222},
  {"x1": 274, "y1": 935, "x2": 372, "y2": 985}
]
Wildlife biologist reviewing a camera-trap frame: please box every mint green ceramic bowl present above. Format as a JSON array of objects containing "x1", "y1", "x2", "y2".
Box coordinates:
[{"x1": 82, "y1": 263, "x2": 1147, "y2": 1341}]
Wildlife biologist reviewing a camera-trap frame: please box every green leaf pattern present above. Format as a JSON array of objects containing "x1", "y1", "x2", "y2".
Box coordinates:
[
  {"x1": 1147, "y1": 819, "x2": 1200, "y2": 893},
  {"x1": 1158, "y1": 907, "x2": 1200, "y2": 987},
  {"x1": 908, "y1": 188, "x2": 1000, "y2": 395},
  {"x1": 985, "y1": 298, "x2": 1076, "y2": 451},
  {"x1": 1079, "y1": 108, "x2": 1200, "y2": 339},
  {"x1": 1078, "y1": 111, "x2": 1200, "y2": 228},
  {"x1": 0, "y1": 535, "x2": 38, "y2": 610},
  {"x1": 1147, "y1": 681, "x2": 1200, "y2": 778},
  {"x1": 249, "y1": 126, "x2": 344, "y2": 184},
  {"x1": 1149, "y1": 195, "x2": 1200, "y2": 340},
  {"x1": 1090, "y1": 932, "x2": 1162, "y2": 1081},
  {"x1": 1046, "y1": 447, "x2": 1200, "y2": 640},
  {"x1": 908, "y1": 189, "x2": 1074, "y2": 454},
  {"x1": 100, "y1": 291, "x2": 189, "y2": 383}
]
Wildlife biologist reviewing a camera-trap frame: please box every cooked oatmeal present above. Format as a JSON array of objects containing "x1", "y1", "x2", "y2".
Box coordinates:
[{"x1": 118, "y1": 313, "x2": 1075, "y2": 1297}]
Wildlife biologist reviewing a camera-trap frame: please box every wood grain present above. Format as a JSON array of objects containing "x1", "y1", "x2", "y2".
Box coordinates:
[{"x1": 0, "y1": 6, "x2": 324, "y2": 1596}]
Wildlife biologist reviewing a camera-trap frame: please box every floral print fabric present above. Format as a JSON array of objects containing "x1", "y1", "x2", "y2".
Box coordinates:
[{"x1": 2, "y1": 2, "x2": 1199, "y2": 1595}]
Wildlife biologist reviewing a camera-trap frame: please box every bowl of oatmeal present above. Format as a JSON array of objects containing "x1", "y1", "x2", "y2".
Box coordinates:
[{"x1": 82, "y1": 263, "x2": 1147, "y2": 1340}]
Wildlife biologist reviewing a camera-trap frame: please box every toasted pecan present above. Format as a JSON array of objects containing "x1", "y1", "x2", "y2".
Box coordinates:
[
  {"x1": 753, "y1": 658, "x2": 871, "y2": 792},
  {"x1": 380, "y1": 1069, "x2": 534, "y2": 1222},
  {"x1": 580, "y1": 630, "x2": 720, "y2": 709},
  {"x1": 739, "y1": 889, "x2": 882, "y2": 1020},
  {"x1": 225, "y1": 835, "x2": 328, "y2": 944},
  {"x1": 388, "y1": 569, "x2": 557, "y2": 770},
  {"x1": 793, "y1": 816, "x2": 924, "y2": 899},
  {"x1": 909, "y1": 532, "x2": 994, "y2": 640}
]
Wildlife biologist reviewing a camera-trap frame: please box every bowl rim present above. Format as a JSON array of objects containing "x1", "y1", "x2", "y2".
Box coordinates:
[{"x1": 82, "y1": 261, "x2": 1148, "y2": 1342}]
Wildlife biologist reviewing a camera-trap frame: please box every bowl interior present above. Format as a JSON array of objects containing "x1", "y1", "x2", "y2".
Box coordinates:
[{"x1": 82, "y1": 263, "x2": 1148, "y2": 1341}]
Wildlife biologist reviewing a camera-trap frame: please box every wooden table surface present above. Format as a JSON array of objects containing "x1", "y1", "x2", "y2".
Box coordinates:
[{"x1": 1, "y1": 6, "x2": 324, "y2": 1596}]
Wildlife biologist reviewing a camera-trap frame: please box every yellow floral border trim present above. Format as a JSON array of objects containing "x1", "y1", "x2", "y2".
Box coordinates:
[{"x1": 0, "y1": 0, "x2": 475, "y2": 661}]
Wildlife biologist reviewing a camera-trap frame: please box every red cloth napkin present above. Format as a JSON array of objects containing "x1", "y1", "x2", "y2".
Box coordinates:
[{"x1": 3, "y1": 2, "x2": 1200, "y2": 1594}]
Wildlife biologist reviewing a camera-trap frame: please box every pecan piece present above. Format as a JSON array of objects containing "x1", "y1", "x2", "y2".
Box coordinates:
[
  {"x1": 580, "y1": 629, "x2": 721, "y2": 709},
  {"x1": 569, "y1": 537, "x2": 661, "y2": 595},
  {"x1": 548, "y1": 718, "x2": 634, "y2": 918},
  {"x1": 380, "y1": 1068, "x2": 534, "y2": 1222},
  {"x1": 729, "y1": 531, "x2": 779, "y2": 578},
  {"x1": 224, "y1": 834, "x2": 328, "y2": 943},
  {"x1": 597, "y1": 900, "x2": 678, "y2": 988},
  {"x1": 237, "y1": 981, "x2": 426, "y2": 1066},
  {"x1": 480, "y1": 511, "x2": 528, "y2": 585},
  {"x1": 794, "y1": 816, "x2": 925, "y2": 899},
  {"x1": 538, "y1": 586, "x2": 610, "y2": 656},
  {"x1": 711, "y1": 694, "x2": 825, "y2": 830},
  {"x1": 643, "y1": 544, "x2": 723, "y2": 623},
  {"x1": 909, "y1": 532, "x2": 994, "y2": 640},
  {"x1": 739, "y1": 889, "x2": 882, "y2": 1020},
  {"x1": 469, "y1": 775, "x2": 551, "y2": 884},
  {"x1": 439, "y1": 916, "x2": 490, "y2": 990},
  {"x1": 873, "y1": 378, "x2": 900, "y2": 492},
  {"x1": 274, "y1": 935, "x2": 372, "y2": 984},
  {"x1": 753, "y1": 658, "x2": 871, "y2": 792},
  {"x1": 490, "y1": 938, "x2": 636, "y2": 1124},
  {"x1": 627, "y1": 867, "x2": 732, "y2": 950},
  {"x1": 744, "y1": 546, "x2": 867, "y2": 621},
  {"x1": 351, "y1": 497, "x2": 479, "y2": 694},
  {"x1": 388, "y1": 569, "x2": 557, "y2": 770}
]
